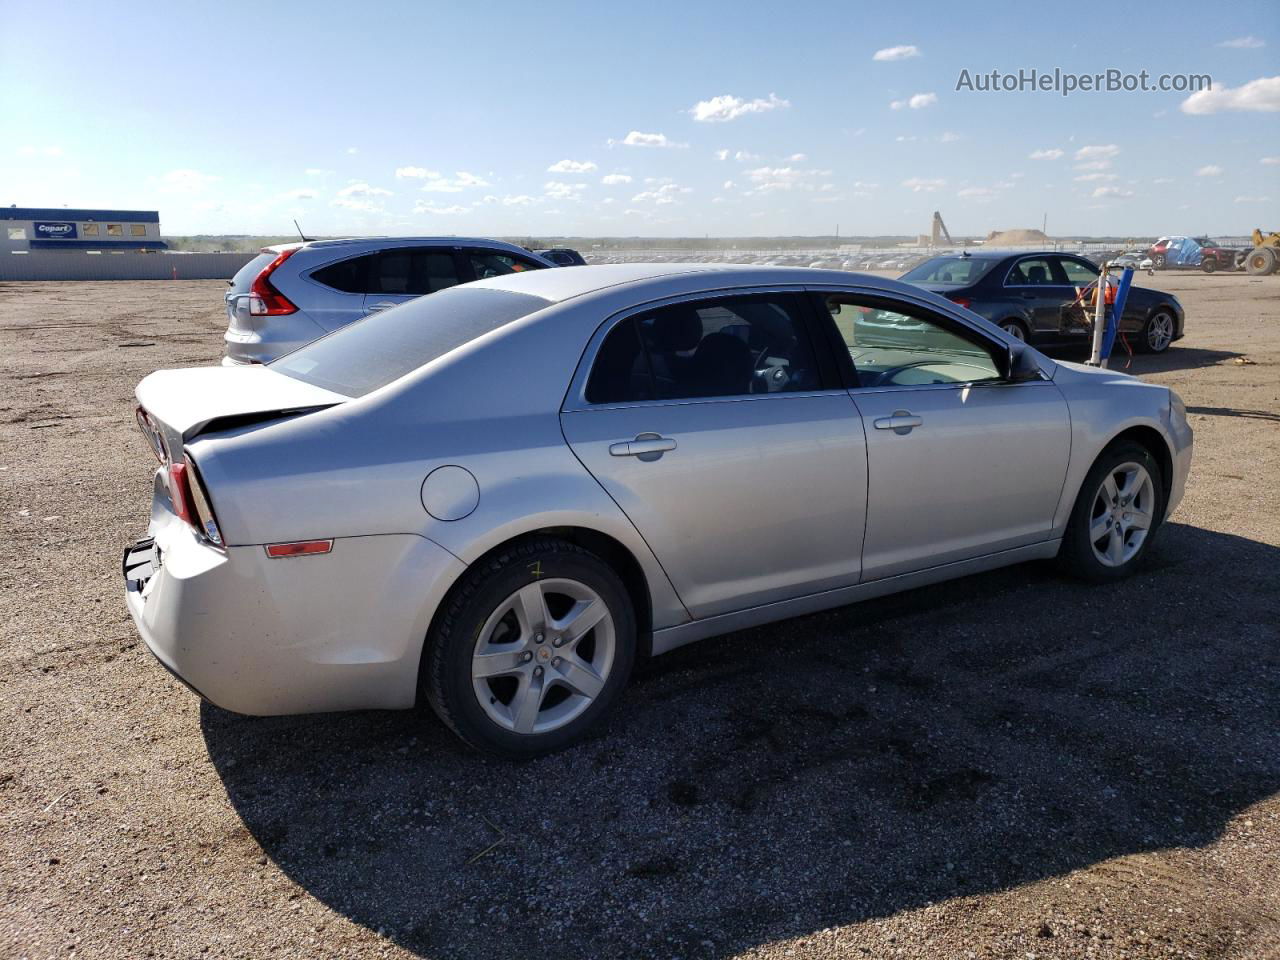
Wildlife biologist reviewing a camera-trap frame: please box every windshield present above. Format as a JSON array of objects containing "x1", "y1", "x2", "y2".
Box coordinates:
[
  {"x1": 271, "y1": 286, "x2": 552, "y2": 396},
  {"x1": 899, "y1": 257, "x2": 996, "y2": 285}
]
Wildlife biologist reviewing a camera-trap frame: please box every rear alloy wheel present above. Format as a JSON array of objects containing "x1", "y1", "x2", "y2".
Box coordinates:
[
  {"x1": 1058, "y1": 443, "x2": 1164, "y2": 582},
  {"x1": 1152, "y1": 254, "x2": 1166, "y2": 270},
  {"x1": 421, "y1": 538, "x2": 635, "y2": 758},
  {"x1": 1140, "y1": 310, "x2": 1175, "y2": 353},
  {"x1": 999, "y1": 319, "x2": 1028, "y2": 342}
]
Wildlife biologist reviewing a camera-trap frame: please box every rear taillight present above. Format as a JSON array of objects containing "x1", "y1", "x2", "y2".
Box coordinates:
[
  {"x1": 249, "y1": 248, "x2": 298, "y2": 316},
  {"x1": 947, "y1": 295, "x2": 972, "y2": 310},
  {"x1": 169, "y1": 457, "x2": 225, "y2": 547},
  {"x1": 135, "y1": 406, "x2": 168, "y2": 464}
]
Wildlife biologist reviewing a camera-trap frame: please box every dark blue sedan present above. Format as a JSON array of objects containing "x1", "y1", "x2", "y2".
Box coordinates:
[{"x1": 900, "y1": 251, "x2": 1184, "y2": 353}]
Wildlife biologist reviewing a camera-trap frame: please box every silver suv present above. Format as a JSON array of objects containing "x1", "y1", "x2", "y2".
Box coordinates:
[{"x1": 222, "y1": 237, "x2": 552, "y2": 364}]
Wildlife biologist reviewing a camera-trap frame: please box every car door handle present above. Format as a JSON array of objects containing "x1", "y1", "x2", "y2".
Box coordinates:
[
  {"x1": 873, "y1": 412, "x2": 923, "y2": 434},
  {"x1": 609, "y1": 435, "x2": 677, "y2": 458},
  {"x1": 366, "y1": 301, "x2": 398, "y2": 313}
]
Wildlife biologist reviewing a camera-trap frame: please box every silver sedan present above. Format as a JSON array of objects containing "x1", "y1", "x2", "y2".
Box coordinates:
[{"x1": 123, "y1": 264, "x2": 1193, "y2": 757}]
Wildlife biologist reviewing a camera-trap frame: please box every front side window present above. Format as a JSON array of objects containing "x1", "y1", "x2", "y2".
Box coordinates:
[
  {"x1": 470, "y1": 251, "x2": 541, "y2": 279},
  {"x1": 1058, "y1": 257, "x2": 1098, "y2": 285},
  {"x1": 585, "y1": 294, "x2": 821, "y2": 403},
  {"x1": 107, "y1": 224, "x2": 123, "y2": 236},
  {"x1": 130, "y1": 224, "x2": 147, "y2": 236},
  {"x1": 1005, "y1": 258, "x2": 1055, "y2": 286},
  {"x1": 824, "y1": 295, "x2": 1001, "y2": 388},
  {"x1": 82, "y1": 223, "x2": 99, "y2": 236}
]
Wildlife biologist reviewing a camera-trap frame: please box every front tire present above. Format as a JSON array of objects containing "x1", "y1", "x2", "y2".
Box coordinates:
[
  {"x1": 1058, "y1": 442, "x2": 1164, "y2": 583},
  {"x1": 420, "y1": 538, "x2": 636, "y2": 758},
  {"x1": 1139, "y1": 309, "x2": 1175, "y2": 353},
  {"x1": 1246, "y1": 247, "x2": 1277, "y2": 276}
]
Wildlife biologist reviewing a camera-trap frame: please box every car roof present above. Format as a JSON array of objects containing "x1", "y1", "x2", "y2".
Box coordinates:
[
  {"x1": 918, "y1": 249, "x2": 1080, "y2": 262},
  {"x1": 266, "y1": 236, "x2": 540, "y2": 255},
  {"x1": 464, "y1": 262, "x2": 942, "y2": 304}
]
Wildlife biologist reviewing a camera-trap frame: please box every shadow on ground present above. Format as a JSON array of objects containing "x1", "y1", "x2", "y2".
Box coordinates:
[
  {"x1": 202, "y1": 523, "x2": 1280, "y2": 959},
  {"x1": 1039, "y1": 344, "x2": 1241, "y2": 374}
]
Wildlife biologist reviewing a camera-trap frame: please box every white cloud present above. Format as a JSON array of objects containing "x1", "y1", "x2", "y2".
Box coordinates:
[
  {"x1": 17, "y1": 145, "x2": 63, "y2": 157},
  {"x1": 498, "y1": 194, "x2": 536, "y2": 206},
  {"x1": 395, "y1": 166, "x2": 437, "y2": 179},
  {"x1": 1195, "y1": 164, "x2": 1224, "y2": 177},
  {"x1": 957, "y1": 186, "x2": 996, "y2": 201},
  {"x1": 890, "y1": 92, "x2": 937, "y2": 110},
  {"x1": 304, "y1": 168, "x2": 333, "y2": 176},
  {"x1": 420, "y1": 171, "x2": 491, "y2": 192},
  {"x1": 331, "y1": 197, "x2": 381, "y2": 213},
  {"x1": 157, "y1": 169, "x2": 220, "y2": 193},
  {"x1": 1074, "y1": 173, "x2": 1118, "y2": 182},
  {"x1": 743, "y1": 166, "x2": 832, "y2": 193},
  {"x1": 689, "y1": 93, "x2": 789, "y2": 123},
  {"x1": 1181, "y1": 76, "x2": 1280, "y2": 114},
  {"x1": 1029, "y1": 148, "x2": 1064, "y2": 160},
  {"x1": 873, "y1": 44, "x2": 921, "y2": 61},
  {"x1": 1262, "y1": 156, "x2": 1280, "y2": 165},
  {"x1": 601, "y1": 173, "x2": 632, "y2": 185},
  {"x1": 1217, "y1": 36, "x2": 1265, "y2": 49},
  {"x1": 1075, "y1": 144, "x2": 1121, "y2": 161},
  {"x1": 544, "y1": 181, "x2": 588, "y2": 200},
  {"x1": 337, "y1": 182, "x2": 392, "y2": 198},
  {"x1": 734, "y1": 150, "x2": 762, "y2": 163},
  {"x1": 630, "y1": 182, "x2": 693, "y2": 205},
  {"x1": 547, "y1": 159, "x2": 597, "y2": 173},
  {"x1": 715, "y1": 149, "x2": 730, "y2": 160},
  {"x1": 1091, "y1": 186, "x2": 1133, "y2": 199},
  {"x1": 1153, "y1": 177, "x2": 1176, "y2": 184},
  {"x1": 345, "y1": 147, "x2": 359, "y2": 155},
  {"x1": 902, "y1": 177, "x2": 945, "y2": 192},
  {"x1": 723, "y1": 180, "x2": 736, "y2": 190},
  {"x1": 785, "y1": 152, "x2": 808, "y2": 161},
  {"x1": 281, "y1": 188, "x2": 317, "y2": 200},
  {"x1": 413, "y1": 202, "x2": 469, "y2": 215},
  {"x1": 607, "y1": 130, "x2": 686, "y2": 148},
  {"x1": 938, "y1": 132, "x2": 962, "y2": 143},
  {"x1": 1235, "y1": 195, "x2": 1272, "y2": 203}
]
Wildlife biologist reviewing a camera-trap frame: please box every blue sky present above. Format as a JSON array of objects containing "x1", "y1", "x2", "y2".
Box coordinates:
[{"x1": 2, "y1": 0, "x2": 1276, "y2": 237}]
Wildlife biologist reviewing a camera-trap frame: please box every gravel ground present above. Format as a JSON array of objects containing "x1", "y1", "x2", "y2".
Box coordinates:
[{"x1": 1, "y1": 272, "x2": 1278, "y2": 960}]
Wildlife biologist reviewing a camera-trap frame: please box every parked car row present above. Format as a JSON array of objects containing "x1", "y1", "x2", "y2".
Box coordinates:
[{"x1": 134, "y1": 258, "x2": 1193, "y2": 757}]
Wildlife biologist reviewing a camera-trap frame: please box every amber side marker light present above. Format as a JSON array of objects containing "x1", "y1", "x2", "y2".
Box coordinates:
[{"x1": 264, "y1": 540, "x2": 334, "y2": 559}]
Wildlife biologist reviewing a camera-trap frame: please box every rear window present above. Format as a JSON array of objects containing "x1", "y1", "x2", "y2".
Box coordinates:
[
  {"x1": 899, "y1": 257, "x2": 996, "y2": 285},
  {"x1": 229, "y1": 252, "x2": 276, "y2": 294},
  {"x1": 270, "y1": 286, "x2": 552, "y2": 397}
]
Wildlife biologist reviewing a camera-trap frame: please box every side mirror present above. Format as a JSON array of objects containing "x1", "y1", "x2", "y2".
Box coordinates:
[{"x1": 1005, "y1": 342, "x2": 1042, "y2": 382}]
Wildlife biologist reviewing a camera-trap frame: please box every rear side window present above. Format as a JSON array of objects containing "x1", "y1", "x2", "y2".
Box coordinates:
[
  {"x1": 311, "y1": 254, "x2": 373, "y2": 293},
  {"x1": 900, "y1": 257, "x2": 995, "y2": 285},
  {"x1": 1006, "y1": 258, "x2": 1055, "y2": 285},
  {"x1": 229, "y1": 252, "x2": 277, "y2": 295},
  {"x1": 469, "y1": 251, "x2": 542, "y2": 279},
  {"x1": 271, "y1": 286, "x2": 552, "y2": 397},
  {"x1": 1058, "y1": 258, "x2": 1098, "y2": 284},
  {"x1": 585, "y1": 294, "x2": 821, "y2": 403}
]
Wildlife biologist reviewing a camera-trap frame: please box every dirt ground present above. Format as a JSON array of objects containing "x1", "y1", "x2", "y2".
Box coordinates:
[{"x1": 1, "y1": 271, "x2": 1278, "y2": 960}]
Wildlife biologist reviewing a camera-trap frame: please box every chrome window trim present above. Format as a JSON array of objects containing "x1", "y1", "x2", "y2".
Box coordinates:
[{"x1": 561, "y1": 283, "x2": 840, "y2": 414}]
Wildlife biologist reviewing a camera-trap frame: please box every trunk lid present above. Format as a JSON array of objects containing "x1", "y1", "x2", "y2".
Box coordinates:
[{"x1": 136, "y1": 365, "x2": 348, "y2": 454}]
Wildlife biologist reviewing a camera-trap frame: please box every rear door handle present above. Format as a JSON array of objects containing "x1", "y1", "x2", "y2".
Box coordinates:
[
  {"x1": 609, "y1": 434, "x2": 676, "y2": 459},
  {"x1": 873, "y1": 411, "x2": 923, "y2": 434}
]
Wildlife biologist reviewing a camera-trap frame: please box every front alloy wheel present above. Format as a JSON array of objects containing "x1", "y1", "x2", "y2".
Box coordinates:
[
  {"x1": 421, "y1": 537, "x2": 635, "y2": 758},
  {"x1": 1142, "y1": 311, "x2": 1175, "y2": 353},
  {"x1": 1058, "y1": 442, "x2": 1164, "y2": 582}
]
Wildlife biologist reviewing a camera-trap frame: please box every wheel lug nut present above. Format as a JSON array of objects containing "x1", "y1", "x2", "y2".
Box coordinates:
[
  {"x1": 535, "y1": 633, "x2": 544, "y2": 643},
  {"x1": 522, "y1": 652, "x2": 533, "y2": 662},
  {"x1": 553, "y1": 637, "x2": 563, "y2": 647},
  {"x1": 552, "y1": 657, "x2": 561, "y2": 667},
  {"x1": 534, "y1": 666, "x2": 543, "y2": 677}
]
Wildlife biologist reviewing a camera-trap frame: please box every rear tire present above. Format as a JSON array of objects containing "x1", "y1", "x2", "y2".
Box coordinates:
[
  {"x1": 420, "y1": 537, "x2": 636, "y2": 759},
  {"x1": 1058, "y1": 442, "x2": 1165, "y2": 583},
  {"x1": 1246, "y1": 247, "x2": 1277, "y2": 276},
  {"x1": 999, "y1": 319, "x2": 1029, "y2": 342},
  {"x1": 1201, "y1": 258, "x2": 1216, "y2": 274}
]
